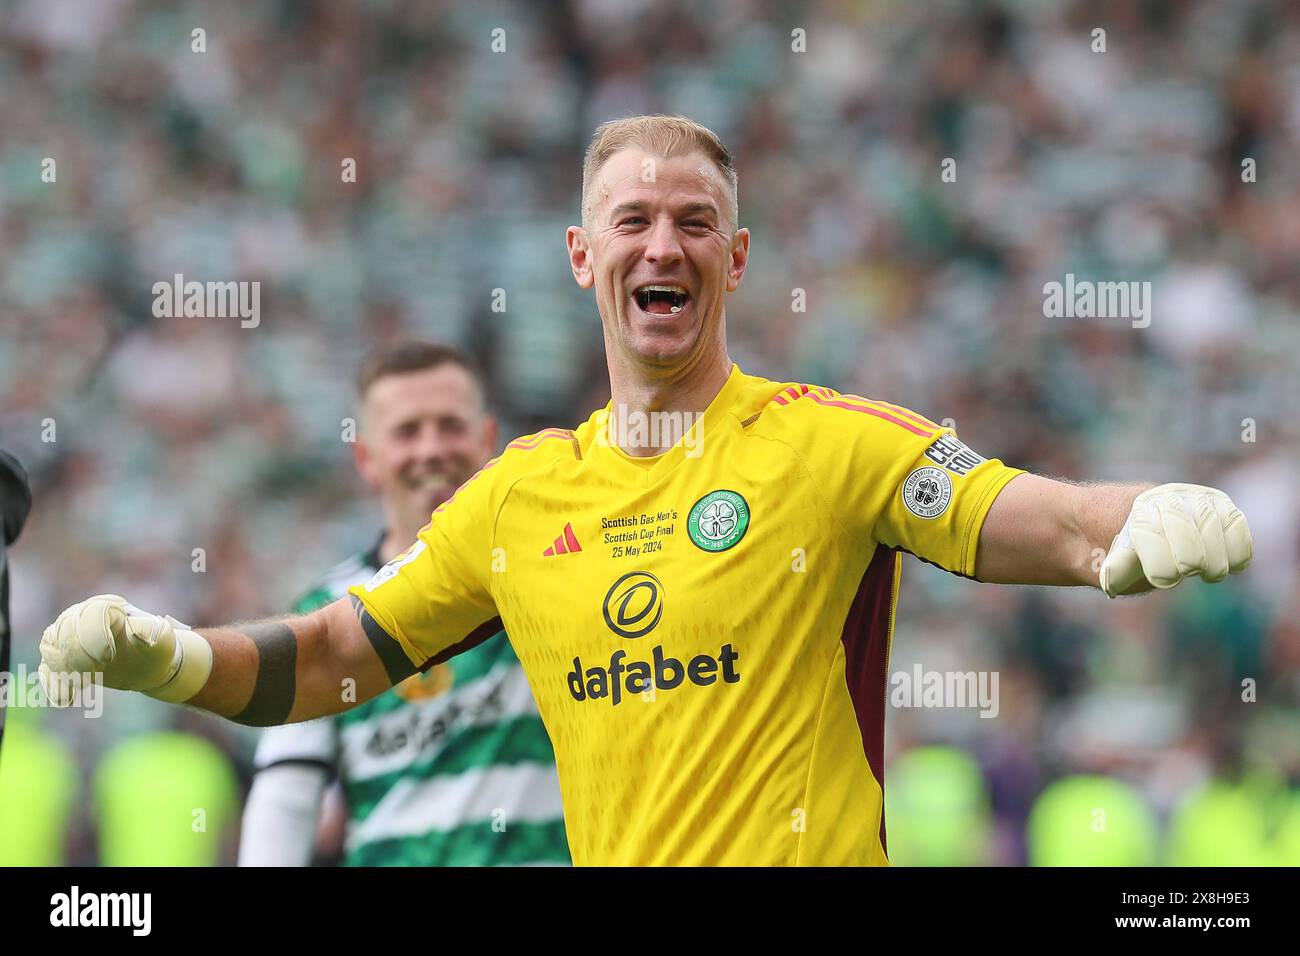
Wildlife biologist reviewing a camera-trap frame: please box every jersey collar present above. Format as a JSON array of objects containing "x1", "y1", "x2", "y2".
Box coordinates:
[{"x1": 590, "y1": 363, "x2": 748, "y2": 487}]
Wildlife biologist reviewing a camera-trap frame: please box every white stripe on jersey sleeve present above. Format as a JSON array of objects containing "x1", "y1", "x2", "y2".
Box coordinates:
[{"x1": 252, "y1": 715, "x2": 340, "y2": 770}]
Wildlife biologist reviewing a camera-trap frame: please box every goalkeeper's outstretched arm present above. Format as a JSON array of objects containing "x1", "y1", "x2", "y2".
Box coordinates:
[
  {"x1": 39, "y1": 594, "x2": 417, "y2": 726},
  {"x1": 185, "y1": 596, "x2": 415, "y2": 724},
  {"x1": 973, "y1": 474, "x2": 1252, "y2": 596}
]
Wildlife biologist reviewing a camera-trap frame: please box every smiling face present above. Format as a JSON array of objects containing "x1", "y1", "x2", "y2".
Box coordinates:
[
  {"x1": 354, "y1": 363, "x2": 497, "y2": 539},
  {"x1": 567, "y1": 147, "x2": 750, "y2": 373}
]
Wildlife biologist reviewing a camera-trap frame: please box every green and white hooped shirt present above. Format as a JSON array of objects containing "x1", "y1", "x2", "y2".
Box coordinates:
[{"x1": 252, "y1": 536, "x2": 570, "y2": 866}]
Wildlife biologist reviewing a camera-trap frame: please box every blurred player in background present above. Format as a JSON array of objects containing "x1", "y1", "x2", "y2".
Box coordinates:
[
  {"x1": 40, "y1": 116, "x2": 1252, "y2": 866},
  {"x1": 238, "y1": 342, "x2": 568, "y2": 866}
]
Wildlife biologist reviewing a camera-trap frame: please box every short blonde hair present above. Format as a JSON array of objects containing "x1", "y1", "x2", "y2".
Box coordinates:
[{"x1": 581, "y1": 114, "x2": 739, "y2": 228}]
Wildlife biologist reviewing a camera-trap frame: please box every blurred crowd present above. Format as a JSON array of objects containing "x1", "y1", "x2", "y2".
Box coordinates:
[{"x1": 1, "y1": 0, "x2": 1298, "y2": 865}]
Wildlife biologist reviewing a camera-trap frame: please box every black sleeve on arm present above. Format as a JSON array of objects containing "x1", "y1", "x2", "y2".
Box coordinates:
[
  {"x1": 0, "y1": 450, "x2": 32, "y2": 548},
  {"x1": 348, "y1": 594, "x2": 418, "y2": 686},
  {"x1": 230, "y1": 621, "x2": 299, "y2": 727}
]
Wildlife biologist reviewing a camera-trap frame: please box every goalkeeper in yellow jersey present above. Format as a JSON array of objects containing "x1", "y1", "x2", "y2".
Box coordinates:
[{"x1": 40, "y1": 115, "x2": 1251, "y2": 866}]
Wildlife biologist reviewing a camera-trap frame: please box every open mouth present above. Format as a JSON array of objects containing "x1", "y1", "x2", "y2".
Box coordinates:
[{"x1": 633, "y1": 284, "x2": 690, "y2": 316}]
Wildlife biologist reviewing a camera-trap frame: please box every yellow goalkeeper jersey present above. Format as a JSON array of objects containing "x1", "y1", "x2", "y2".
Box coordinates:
[{"x1": 350, "y1": 365, "x2": 1023, "y2": 866}]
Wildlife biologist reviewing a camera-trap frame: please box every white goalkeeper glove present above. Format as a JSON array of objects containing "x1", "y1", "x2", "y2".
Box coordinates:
[
  {"x1": 39, "y1": 594, "x2": 213, "y2": 706},
  {"x1": 1099, "y1": 483, "x2": 1252, "y2": 598}
]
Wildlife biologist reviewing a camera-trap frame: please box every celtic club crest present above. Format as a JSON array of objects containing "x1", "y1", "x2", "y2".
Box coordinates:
[{"x1": 687, "y1": 490, "x2": 751, "y2": 552}]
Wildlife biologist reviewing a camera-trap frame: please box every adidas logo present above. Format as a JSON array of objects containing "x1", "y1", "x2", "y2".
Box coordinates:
[{"x1": 543, "y1": 522, "x2": 583, "y2": 557}]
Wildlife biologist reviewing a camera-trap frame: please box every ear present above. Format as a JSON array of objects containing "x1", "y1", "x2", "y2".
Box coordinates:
[
  {"x1": 566, "y1": 226, "x2": 594, "y2": 289},
  {"x1": 725, "y1": 227, "x2": 750, "y2": 293},
  {"x1": 352, "y1": 433, "x2": 382, "y2": 491}
]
